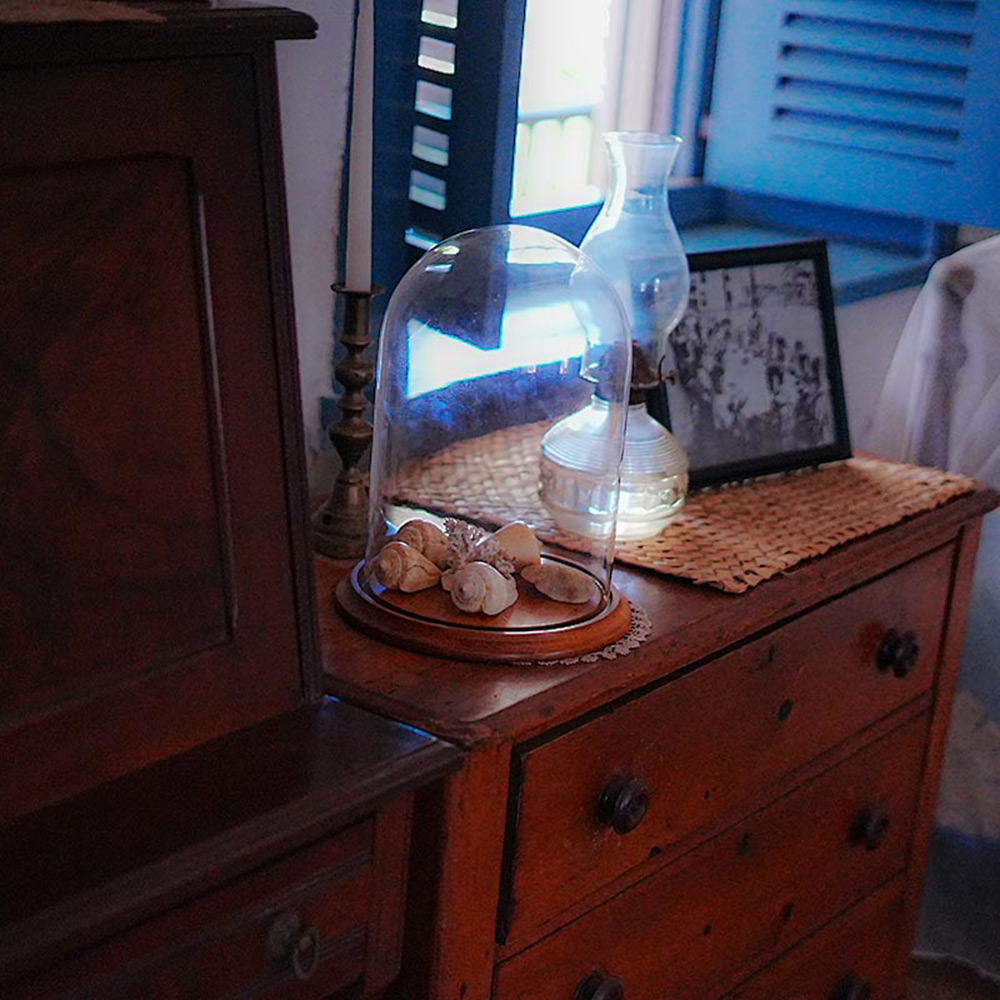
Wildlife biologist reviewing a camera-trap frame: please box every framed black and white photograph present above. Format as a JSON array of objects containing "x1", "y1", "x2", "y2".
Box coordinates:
[{"x1": 649, "y1": 240, "x2": 852, "y2": 489}]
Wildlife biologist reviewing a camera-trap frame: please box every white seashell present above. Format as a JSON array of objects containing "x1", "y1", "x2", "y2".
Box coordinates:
[
  {"x1": 481, "y1": 521, "x2": 542, "y2": 571},
  {"x1": 373, "y1": 540, "x2": 441, "y2": 592},
  {"x1": 394, "y1": 519, "x2": 450, "y2": 568},
  {"x1": 450, "y1": 561, "x2": 518, "y2": 615},
  {"x1": 521, "y1": 562, "x2": 594, "y2": 604}
]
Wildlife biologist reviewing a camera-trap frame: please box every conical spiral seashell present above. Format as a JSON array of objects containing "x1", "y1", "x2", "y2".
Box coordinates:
[
  {"x1": 450, "y1": 561, "x2": 518, "y2": 615},
  {"x1": 373, "y1": 540, "x2": 441, "y2": 592},
  {"x1": 482, "y1": 521, "x2": 542, "y2": 571},
  {"x1": 394, "y1": 519, "x2": 449, "y2": 568},
  {"x1": 521, "y1": 562, "x2": 593, "y2": 604}
]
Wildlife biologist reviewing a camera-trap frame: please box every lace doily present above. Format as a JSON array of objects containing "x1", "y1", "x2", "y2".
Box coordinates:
[{"x1": 517, "y1": 601, "x2": 653, "y2": 666}]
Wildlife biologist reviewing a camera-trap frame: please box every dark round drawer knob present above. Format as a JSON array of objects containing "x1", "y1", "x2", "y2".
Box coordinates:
[
  {"x1": 850, "y1": 805, "x2": 890, "y2": 851},
  {"x1": 598, "y1": 775, "x2": 651, "y2": 836},
  {"x1": 267, "y1": 911, "x2": 321, "y2": 981},
  {"x1": 574, "y1": 971, "x2": 625, "y2": 1000},
  {"x1": 876, "y1": 628, "x2": 919, "y2": 678},
  {"x1": 831, "y1": 973, "x2": 872, "y2": 1000}
]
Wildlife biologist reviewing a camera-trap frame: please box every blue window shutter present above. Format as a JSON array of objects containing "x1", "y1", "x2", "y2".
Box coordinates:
[
  {"x1": 446, "y1": 0, "x2": 526, "y2": 229},
  {"x1": 373, "y1": 0, "x2": 422, "y2": 295},
  {"x1": 404, "y1": 0, "x2": 524, "y2": 242},
  {"x1": 373, "y1": 0, "x2": 525, "y2": 301},
  {"x1": 704, "y1": 0, "x2": 1000, "y2": 227}
]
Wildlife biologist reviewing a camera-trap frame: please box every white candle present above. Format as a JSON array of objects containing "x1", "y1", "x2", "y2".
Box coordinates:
[{"x1": 345, "y1": 0, "x2": 373, "y2": 292}]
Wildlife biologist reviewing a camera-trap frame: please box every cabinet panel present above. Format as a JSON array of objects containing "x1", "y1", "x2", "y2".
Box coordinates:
[
  {"x1": 0, "y1": 155, "x2": 231, "y2": 715},
  {"x1": 0, "y1": 53, "x2": 311, "y2": 819}
]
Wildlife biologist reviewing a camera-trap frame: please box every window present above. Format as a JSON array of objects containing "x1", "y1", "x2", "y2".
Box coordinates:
[
  {"x1": 373, "y1": 0, "x2": 1000, "y2": 307},
  {"x1": 510, "y1": 0, "x2": 682, "y2": 216}
]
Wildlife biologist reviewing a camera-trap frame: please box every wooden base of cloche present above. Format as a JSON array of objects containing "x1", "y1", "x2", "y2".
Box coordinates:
[{"x1": 335, "y1": 559, "x2": 632, "y2": 663}]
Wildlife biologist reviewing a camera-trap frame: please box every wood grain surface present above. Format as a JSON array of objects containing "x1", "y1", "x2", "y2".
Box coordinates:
[
  {"x1": 503, "y1": 545, "x2": 951, "y2": 941},
  {"x1": 320, "y1": 488, "x2": 997, "y2": 746},
  {"x1": 726, "y1": 879, "x2": 905, "y2": 1000},
  {"x1": 322, "y1": 493, "x2": 995, "y2": 1000},
  {"x1": 0, "y1": 38, "x2": 318, "y2": 819},
  {"x1": 493, "y1": 714, "x2": 928, "y2": 1000},
  {"x1": 336, "y1": 561, "x2": 632, "y2": 663},
  {"x1": 0, "y1": 698, "x2": 461, "y2": 985},
  {"x1": 9, "y1": 822, "x2": 375, "y2": 1000}
]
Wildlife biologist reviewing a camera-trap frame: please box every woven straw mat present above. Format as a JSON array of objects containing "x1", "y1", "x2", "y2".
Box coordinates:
[{"x1": 387, "y1": 420, "x2": 976, "y2": 595}]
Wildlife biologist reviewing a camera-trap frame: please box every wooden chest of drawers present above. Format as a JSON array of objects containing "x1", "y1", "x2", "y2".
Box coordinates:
[{"x1": 320, "y1": 486, "x2": 996, "y2": 1000}]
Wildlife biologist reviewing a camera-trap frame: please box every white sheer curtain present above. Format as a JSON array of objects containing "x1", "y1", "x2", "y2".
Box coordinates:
[{"x1": 871, "y1": 235, "x2": 1000, "y2": 982}]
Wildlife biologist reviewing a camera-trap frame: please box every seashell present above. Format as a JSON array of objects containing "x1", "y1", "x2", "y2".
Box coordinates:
[
  {"x1": 373, "y1": 540, "x2": 441, "y2": 592},
  {"x1": 521, "y1": 562, "x2": 594, "y2": 604},
  {"x1": 480, "y1": 521, "x2": 542, "y2": 572},
  {"x1": 450, "y1": 561, "x2": 518, "y2": 616},
  {"x1": 394, "y1": 519, "x2": 449, "y2": 568}
]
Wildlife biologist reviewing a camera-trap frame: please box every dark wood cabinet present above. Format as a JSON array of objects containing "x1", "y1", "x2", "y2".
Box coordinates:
[
  {"x1": 0, "y1": 5, "x2": 319, "y2": 819},
  {"x1": 319, "y1": 486, "x2": 997, "y2": 1000},
  {"x1": 1, "y1": 699, "x2": 460, "y2": 999},
  {"x1": 0, "y1": 7, "x2": 462, "y2": 998}
]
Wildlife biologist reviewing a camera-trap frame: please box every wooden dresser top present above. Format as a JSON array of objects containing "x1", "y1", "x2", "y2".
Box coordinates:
[
  {"x1": 0, "y1": 2, "x2": 317, "y2": 61},
  {"x1": 320, "y1": 487, "x2": 997, "y2": 747}
]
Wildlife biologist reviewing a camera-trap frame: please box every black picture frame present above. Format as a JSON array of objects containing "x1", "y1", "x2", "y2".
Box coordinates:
[{"x1": 648, "y1": 240, "x2": 852, "y2": 490}]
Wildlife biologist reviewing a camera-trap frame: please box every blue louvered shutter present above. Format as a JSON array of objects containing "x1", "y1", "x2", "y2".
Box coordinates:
[
  {"x1": 400, "y1": 0, "x2": 524, "y2": 246},
  {"x1": 373, "y1": 0, "x2": 422, "y2": 298},
  {"x1": 373, "y1": 0, "x2": 526, "y2": 304},
  {"x1": 704, "y1": 0, "x2": 1000, "y2": 226}
]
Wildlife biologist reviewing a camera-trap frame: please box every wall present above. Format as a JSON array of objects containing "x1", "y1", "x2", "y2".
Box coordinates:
[
  {"x1": 835, "y1": 285, "x2": 920, "y2": 449},
  {"x1": 276, "y1": 0, "x2": 354, "y2": 480}
]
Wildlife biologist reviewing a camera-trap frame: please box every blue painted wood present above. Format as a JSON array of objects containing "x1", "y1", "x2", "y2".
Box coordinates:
[
  {"x1": 705, "y1": 0, "x2": 1000, "y2": 226},
  {"x1": 678, "y1": 220, "x2": 933, "y2": 303},
  {"x1": 427, "y1": 0, "x2": 524, "y2": 233},
  {"x1": 716, "y1": 189, "x2": 938, "y2": 252},
  {"x1": 373, "y1": 0, "x2": 527, "y2": 314},
  {"x1": 512, "y1": 180, "x2": 726, "y2": 246},
  {"x1": 834, "y1": 260, "x2": 934, "y2": 305},
  {"x1": 671, "y1": 0, "x2": 723, "y2": 177},
  {"x1": 373, "y1": 0, "x2": 422, "y2": 319},
  {"x1": 511, "y1": 203, "x2": 600, "y2": 245},
  {"x1": 370, "y1": 0, "x2": 968, "y2": 311}
]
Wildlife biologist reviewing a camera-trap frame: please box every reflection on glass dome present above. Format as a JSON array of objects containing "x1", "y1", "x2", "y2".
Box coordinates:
[{"x1": 362, "y1": 225, "x2": 633, "y2": 636}]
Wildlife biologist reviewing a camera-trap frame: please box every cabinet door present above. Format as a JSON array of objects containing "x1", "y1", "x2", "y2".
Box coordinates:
[{"x1": 0, "y1": 52, "x2": 315, "y2": 819}]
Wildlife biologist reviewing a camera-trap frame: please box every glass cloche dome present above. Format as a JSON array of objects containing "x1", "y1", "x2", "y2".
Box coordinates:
[{"x1": 345, "y1": 225, "x2": 634, "y2": 660}]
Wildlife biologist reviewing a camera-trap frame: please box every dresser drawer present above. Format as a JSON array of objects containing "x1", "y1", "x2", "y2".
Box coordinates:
[
  {"x1": 493, "y1": 715, "x2": 928, "y2": 1000},
  {"x1": 12, "y1": 821, "x2": 377, "y2": 1000},
  {"x1": 504, "y1": 547, "x2": 950, "y2": 939},
  {"x1": 726, "y1": 882, "x2": 905, "y2": 1000}
]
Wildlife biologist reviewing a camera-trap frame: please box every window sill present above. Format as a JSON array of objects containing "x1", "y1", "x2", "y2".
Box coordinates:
[
  {"x1": 678, "y1": 222, "x2": 933, "y2": 306},
  {"x1": 671, "y1": 183, "x2": 952, "y2": 306},
  {"x1": 512, "y1": 184, "x2": 948, "y2": 306}
]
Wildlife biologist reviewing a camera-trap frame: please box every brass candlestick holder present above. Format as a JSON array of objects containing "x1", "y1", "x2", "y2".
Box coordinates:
[{"x1": 312, "y1": 284, "x2": 380, "y2": 559}]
